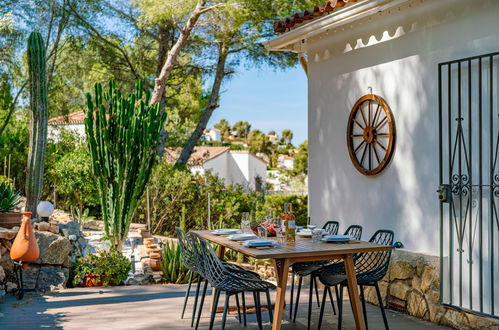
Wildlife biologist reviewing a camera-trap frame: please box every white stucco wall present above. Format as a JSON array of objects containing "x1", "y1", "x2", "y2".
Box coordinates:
[
  {"x1": 48, "y1": 124, "x2": 86, "y2": 141},
  {"x1": 203, "y1": 151, "x2": 229, "y2": 183},
  {"x1": 307, "y1": 0, "x2": 499, "y2": 255}
]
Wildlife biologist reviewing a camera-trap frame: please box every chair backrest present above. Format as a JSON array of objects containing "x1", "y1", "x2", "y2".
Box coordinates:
[
  {"x1": 189, "y1": 232, "x2": 228, "y2": 287},
  {"x1": 355, "y1": 229, "x2": 394, "y2": 282},
  {"x1": 322, "y1": 221, "x2": 339, "y2": 235},
  {"x1": 344, "y1": 225, "x2": 363, "y2": 240},
  {"x1": 175, "y1": 227, "x2": 197, "y2": 271}
]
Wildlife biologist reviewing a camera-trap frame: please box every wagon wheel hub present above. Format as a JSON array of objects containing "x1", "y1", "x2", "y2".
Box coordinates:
[{"x1": 363, "y1": 126, "x2": 376, "y2": 144}]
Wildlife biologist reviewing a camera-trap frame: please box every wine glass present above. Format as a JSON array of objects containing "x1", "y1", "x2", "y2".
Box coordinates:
[{"x1": 240, "y1": 212, "x2": 250, "y2": 233}]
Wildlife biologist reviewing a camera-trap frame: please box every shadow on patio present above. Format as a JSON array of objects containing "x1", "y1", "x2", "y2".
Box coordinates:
[{"x1": 1, "y1": 284, "x2": 449, "y2": 329}]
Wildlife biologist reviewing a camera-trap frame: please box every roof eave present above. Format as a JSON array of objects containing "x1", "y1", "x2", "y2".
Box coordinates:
[{"x1": 264, "y1": 0, "x2": 411, "y2": 52}]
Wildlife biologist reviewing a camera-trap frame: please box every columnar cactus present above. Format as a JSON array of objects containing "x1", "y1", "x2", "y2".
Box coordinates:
[
  {"x1": 84, "y1": 81, "x2": 166, "y2": 248},
  {"x1": 25, "y1": 31, "x2": 48, "y2": 216}
]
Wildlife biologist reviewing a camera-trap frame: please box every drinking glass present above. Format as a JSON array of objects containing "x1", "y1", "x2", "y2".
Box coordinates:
[
  {"x1": 257, "y1": 226, "x2": 267, "y2": 239},
  {"x1": 276, "y1": 222, "x2": 286, "y2": 245},
  {"x1": 312, "y1": 229, "x2": 323, "y2": 243},
  {"x1": 307, "y1": 224, "x2": 317, "y2": 231},
  {"x1": 241, "y1": 212, "x2": 250, "y2": 233}
]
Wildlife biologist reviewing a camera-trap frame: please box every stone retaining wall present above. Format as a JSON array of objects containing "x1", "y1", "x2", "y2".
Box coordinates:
[{"x1": 362, "y1": 250, "x2": 499, "y2": 330}]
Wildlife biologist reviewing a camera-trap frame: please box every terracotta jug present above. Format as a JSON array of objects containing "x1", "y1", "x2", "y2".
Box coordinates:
[{"x1": 10, "y1": 212, "x2": 40, "y2": 265}]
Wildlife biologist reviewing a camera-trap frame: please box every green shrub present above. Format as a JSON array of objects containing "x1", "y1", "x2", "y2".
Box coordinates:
[
  {"x1": 134, "y1": 163, "x2": 308, "y2": 235},
  {"x1": 0, "y1": 181, "x2": 21, "y2": 212},
  {"x1": 72, "y1": 249, "x2": 131, "y2": 286},
  {"x1": 161, "y1": 241, "x2": 197, "y2": 284}
]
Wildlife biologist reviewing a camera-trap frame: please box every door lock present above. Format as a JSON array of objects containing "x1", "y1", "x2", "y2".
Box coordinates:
[{"x1": 437, "y1": 184, "x2": 450, "y2": 203}]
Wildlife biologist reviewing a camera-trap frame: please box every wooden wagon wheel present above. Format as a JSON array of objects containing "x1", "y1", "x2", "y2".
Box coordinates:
[{"x1": 346, "y1": 94, "x2": 396, "y2": 176}]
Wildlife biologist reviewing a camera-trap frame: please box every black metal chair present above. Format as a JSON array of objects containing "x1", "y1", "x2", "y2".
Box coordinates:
[
  {"x1": 289, "y1": 220, "x2": 340, "y2": 329},
  {"x1": 189, "y1": 232, "x2": 276, "y2": 330},
  {"x1": 176, "y1": 227, "x2": 206, "y2": 327},
  {"x1": 317, "y1": 229, "x2": 394, "y2": 330}
]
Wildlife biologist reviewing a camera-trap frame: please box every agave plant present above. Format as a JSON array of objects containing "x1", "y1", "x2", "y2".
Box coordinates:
[
  {"x1": 0, "y1": 182, "x2": 21, "y2": 213},
  {"x1": 160, "y1": 241, "x2": 196, "y2": 284}
]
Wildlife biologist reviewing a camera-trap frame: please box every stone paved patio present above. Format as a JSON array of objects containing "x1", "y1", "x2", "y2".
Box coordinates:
[{"x1": 0, "y1": 284, "x2": 449, "y2": 329}]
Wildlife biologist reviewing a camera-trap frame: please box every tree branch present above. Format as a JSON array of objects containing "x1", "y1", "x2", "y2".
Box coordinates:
[
  {"x1": 0, "y1": 81, "x2": 27, "y2": 136},
  {"x1": 175, "y1": 42, "x2": 229, "y2": 166}
]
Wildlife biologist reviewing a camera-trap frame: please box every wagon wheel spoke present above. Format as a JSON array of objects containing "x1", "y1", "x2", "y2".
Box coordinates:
[
  {"x1": 368, "y1": 144, "x2": 372, "y2": 170},
  {"x1": 359, "y1": 104, "x2": 368, "y2": 126},
  {"x1": 367, "y1": 100, "x2": 371, "y2": 126},
  {"x1": 360, "y1": 144, "x2": 368, "y2": 166},
  {"x1": 372, "y1": 104, "x2": 381, "y2": 127},
  {"x1": 354, "y1": 141, "x2": 365, "y2": 153},
  {"x1": 375, "y1": 116, "x2": 388, "y2": 130},
  {"x1": 352, "y1": 118, "x2": 365, "y2": 129},
  {"x1": 377, "y1": 133, "x2": 390, "y2": 136},
  {"x1": 375, "y1": 139, "x2": 387, "y2": 151},
  {"x1": 350, "y1": 134, "x2": 363, "y2": 138},
  {"x1": 373, "y1": 143, "x2": 381, "y2": 163}
]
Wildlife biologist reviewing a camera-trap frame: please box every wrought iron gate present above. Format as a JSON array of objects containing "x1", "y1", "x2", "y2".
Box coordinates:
[{"x1": 439, "y1": 52, "x2": 499, "y2": 318}]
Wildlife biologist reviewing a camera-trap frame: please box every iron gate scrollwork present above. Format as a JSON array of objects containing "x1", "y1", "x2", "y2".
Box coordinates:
[{"x1": 439, "y1": 51, "x2": 499, "y2": 318}]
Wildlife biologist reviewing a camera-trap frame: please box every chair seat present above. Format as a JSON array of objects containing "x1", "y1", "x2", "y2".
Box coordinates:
[{"x1": 291, "y1": 261, "x2": 330, "y2": 276}]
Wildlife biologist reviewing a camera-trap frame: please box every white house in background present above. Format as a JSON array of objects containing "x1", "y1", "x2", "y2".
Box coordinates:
[
  {"x1": 266, "y1": 0, "x2": 499, "y2": 324},
  {"x1": 277, "y1": 154, "x2": 294, "y2": 169},
  {"x1": 203, "y1": 129, "x2": 222, "y2": 142},
  {"x1": 268, "y1": 133, "x2": 279, "y2": 143},
  {"x1": 48, "y1": 111, "x2": 86, "y2": 140},
  {"x1": 165, "y1": 146, "x2": 267, "y2": 191}
]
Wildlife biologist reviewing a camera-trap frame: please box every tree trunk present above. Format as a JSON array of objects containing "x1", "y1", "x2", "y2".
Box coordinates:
[
  {"x1": 150, "y1": 0, "x2": 209, "y2": 157},
  {"x1": 176, "y1": 43, "x2": 229, "y2": 166},
  {"x1": 150, "y1": 0, "x2": 207, "y2": 106}
]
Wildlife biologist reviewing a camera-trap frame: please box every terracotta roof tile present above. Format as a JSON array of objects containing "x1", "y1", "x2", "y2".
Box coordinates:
[
  {"x1": 274, "y1": 0, "x2": 359, "y2": 34},
  {"x1": 48, "y1": 111, "x2": 86, "y2": 125}
]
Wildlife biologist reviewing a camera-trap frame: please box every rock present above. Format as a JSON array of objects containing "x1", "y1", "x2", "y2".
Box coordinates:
[
  {"x1": 407, "y1": 290, "x2": 429, "y2": 320},
  {"x1": 3, "y1": 240, "x2": 11, "y2": 250},
  {"x1": 0, "y1": 228, "x2": 18, "y2": 240},
  {"x1": 420, "y1": 266, "x2": 438, "y2": 293},
  {"x1": 23, "y1": 265, "x2": 69, "y2": 292},
  {"x1": 390, "y1": 261, "x2": 415, "y2": 280},
  {"x1": 125, "y1": 273, "x2": 153, "y2": 285},
  {"x1": 48, "y1": 224, "x2": 59, "y2": 234},
  {"x1": 389, "y1": 280, "x2": 411, "y2": 300},
  {"x1": 58, "y1": 221, "x2": 82, "y2": 238},
  {"x1": 37, "y1": 222, "x2": 50, "y2": 231},
  {"x1": 5, "y1": 281, "x2": 17, "y2": 293},
  {"x1": 440, "y1": 308, "x2": 470, "y2": 329},
  {"x1": 363, "y1": 281, "x2": 388, "y2": 306},
  {"x1": 0, "y1": 265, "x2": 5, "y2": 282},
  {"x1": 35, "y1": 231, "x2": 72, "y2": 266},
  {"x1": 0, "y1": 288, "x2": 4, "y2": 304},
  {"x1": 411, "y1": 276, "x2": 422, "y2": 292}
]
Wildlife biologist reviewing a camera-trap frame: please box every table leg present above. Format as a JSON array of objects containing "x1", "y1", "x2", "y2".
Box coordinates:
[
  {"x1": 344, "y1": 254, "x2": 366, "y2": 330},
  {"x1": 272, "y1": 258, "x2": 289, "y2": 330},
  {"x1": 210, "y1": 246, "x2": 226, "y2": 310}
]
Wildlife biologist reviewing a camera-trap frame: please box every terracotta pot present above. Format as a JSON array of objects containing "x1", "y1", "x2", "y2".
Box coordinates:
[
  {"x1": 10, "y1": 212, "x2": 39, "y2": 262},
  {"x1": 0, "y1": 212, "x2": 22, "y2": 229},
  {"x1": 149, "y1": 258, "x2": 162, "y2": 271},
  {"x1": 83, "y1": 274, "x2": 117, "y2": 287}
]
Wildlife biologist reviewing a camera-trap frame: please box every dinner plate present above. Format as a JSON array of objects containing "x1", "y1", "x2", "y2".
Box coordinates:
[
  {"x1": 243, "y1": 239, "x2": 275, "y2": 247},
  {"x1": 212, "y1": 229, "x2": 240, "y2": 235},
  {"x1": 296, "y1": 229, "x2": 326, "y2": 237},
  {"x1": 322, "y1": 235, "x2": 352, "y2": 242},
  {"x1": 228, "y1": 233, "x2": 257, "y2": 241}
]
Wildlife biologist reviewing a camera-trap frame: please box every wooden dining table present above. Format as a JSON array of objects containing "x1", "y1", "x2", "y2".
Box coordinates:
[{"x1": 194, "y1": 230, "x2": 392, "y2": 330}]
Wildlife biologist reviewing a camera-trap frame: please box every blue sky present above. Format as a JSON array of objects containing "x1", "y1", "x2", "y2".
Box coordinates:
[{"x1": 207, "y1": 65, "x2": 308, "y2": 145}]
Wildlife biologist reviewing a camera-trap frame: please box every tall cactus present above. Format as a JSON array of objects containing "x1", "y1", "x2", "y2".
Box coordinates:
[
  {"x1": 84, "y1": 81, "x2": 166, "y2": 248},
  {"x1": 25, "y1": 31, "x2": 48, "y2": 216}
]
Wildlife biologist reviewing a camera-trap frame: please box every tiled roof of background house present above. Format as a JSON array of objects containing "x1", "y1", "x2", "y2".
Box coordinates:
[
  {"x1": 273, "y1": 0, "x2": 359, "y2": 34},
  {"x1": 48, "y1": 111, "x2": 86, "y2": 124},
  {"x1": 164, "y1": 146, "x2": 230, "y2": 167}
]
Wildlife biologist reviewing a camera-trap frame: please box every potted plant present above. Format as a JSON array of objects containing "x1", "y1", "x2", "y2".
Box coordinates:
[
  {"x1": 0, "y1": 181, "x2": 22, "y2": 228},
  {"x1": 73, "y1": 249, "x2": 131, "y2": 287}
]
